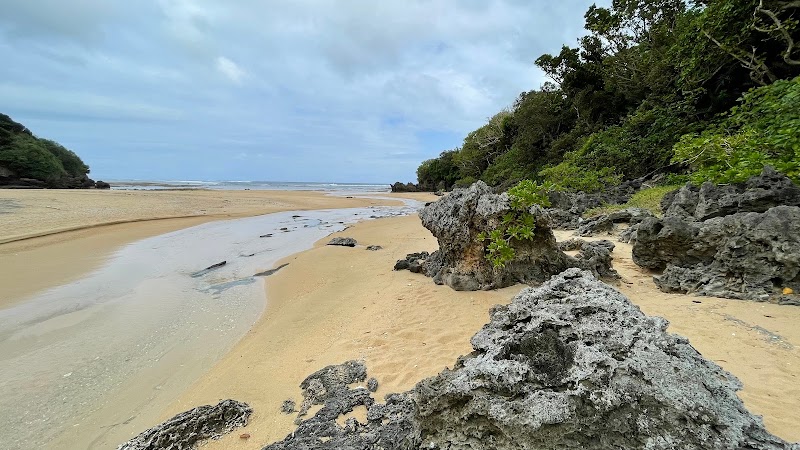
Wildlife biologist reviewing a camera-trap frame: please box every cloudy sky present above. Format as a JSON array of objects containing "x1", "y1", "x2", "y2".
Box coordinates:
[{"x1": 0, "y1": 0, "x2": 602, "y2": 183}]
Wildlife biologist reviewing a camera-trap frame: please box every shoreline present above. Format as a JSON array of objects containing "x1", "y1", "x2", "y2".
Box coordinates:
[
  {"x1": 0, "y1": 191, "x2": 434, "y2": 450},
  {"x1": 163, "y1": 216, "x2": 800, "y2": 449},
  {"x1": 0, "y1": 190, "x2": 431, "y2": 309}
]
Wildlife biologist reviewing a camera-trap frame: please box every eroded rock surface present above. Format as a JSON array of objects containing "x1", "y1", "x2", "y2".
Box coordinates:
[
  {"x1": 407, "y1": 182, "x2": 616, "y2": 290},
  {"x1": 633, "y1": 168, "x2": 800, "y2": 302},
  {"x1": 662, "y1": 166, "x2": 800, "y2": 220},
  {"x1": 634, "y1": 206, "x2": 800, "y2": 301},
  {"x1": 328, "y1": 237, "x2": 357, "y2": 247},
  {"x1": 545, "y1": 179, "x2": 644, "y2": 229},
  {"x1": 576, "y1": 207, "x2": 653, "y2": 237},
  {"x1": 118, "y1": 399, "x2": 251, "y2": 450},
  {"x1": 262, "y1": 270, "x2": 798, "y2": 450}
]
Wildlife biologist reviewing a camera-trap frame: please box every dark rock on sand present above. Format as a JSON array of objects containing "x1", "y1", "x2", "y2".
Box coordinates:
[
  {"x1": 295, "y1": 360, "x2": 370, "y2": 419},
  {"x1": 254, "y1": 263, "x2": 289, "y2": 277},
  {"x1": 634, "y1": 206, "x2": 800, "y2": 301},
  {"x1": 95, "y1": 180, "x2": 111, "y2": 189},
  {"x1": 393, "y1": 251, "x2": 429, "y2": 273},
  {"x1": 366, "y1": 245, "x2": 383, "y2": 251},
  {"x1": 328, "y1": 237, "x2": 357, "y2": 247},
  {"x1": 281, "y1": 399, "x2": 296, "y2": 414},
  {"x1": 367, "y1": 377, "x2": 378, "y2": 392},
  {"x1": 576, "y1": 207, "x2": 653, "y2": 237},
  {"x1": 410, "y1": 181, "x2": 616, "y2": 290},
  {"x1": 262, "y1": 269, "x2": 797, "y2": 450},
  {"x1": 117, "y1": 399, "x2": 251, "y2": 450}
]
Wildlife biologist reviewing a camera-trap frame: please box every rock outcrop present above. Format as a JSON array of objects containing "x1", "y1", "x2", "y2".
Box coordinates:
[
  {"x1": 390, "y1": 182, "x2": 420, "y2": 193},
  {"x1": 393, "y1": 251, "x2": 429, "y2": 273},
  {"x1": 407, "y1": 181, "x2": 616, "y2": 290},
  {"x1": 634, "y1": 206, "x2": 800, "y2": 302},
  {"x1": 118, "y1": 399, "x2": 251, "y2": 450},
  {"x1": 576, "y1": 207, "x2": 654, "y2": 237},
  {"x1": 545, "y1": 178, "x2": 645, "y2": 229},
  {"x1": 262, "y1": 270, "x2": 798, "y2": 450},
  {"x1": 661, "y1": 166, "x2": 800, "y2": 220},
  {"x1": 633, "y1": 168, "x2": 800, "y2": 303}
]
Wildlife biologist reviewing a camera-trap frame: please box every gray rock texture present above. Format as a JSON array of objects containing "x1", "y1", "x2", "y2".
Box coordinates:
[
  {"x1": 634, "y1": 206, "x2": 800, "y2": 301},
  {"x1": 576, "y1": 207, "x2": 654, "y2": 237},
  {"x1": 117, "y1": 399, "x2": 251, "y2": 450},
  {"x1": 661, "y1": 166, "x2": 800, "y2": 220},
  {"x1": 328, "y1": 237, "x2": 357, "y2": 247},
  {"x1": 632, "y1": 168, "x2": 800, "y2": 302},
  {"x1": 414, "y1": 181, "x2": 616, "y2": 290},
  {"x1": 261, "y1": 270, "x2": 797, "y2": 450},
  {"x1": 545, "y1": 178, "x2": 644, "y2": 229}
]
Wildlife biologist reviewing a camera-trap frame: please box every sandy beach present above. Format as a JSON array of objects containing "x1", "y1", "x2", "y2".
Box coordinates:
[
  {"x1": 165, "y1": 215, "x2": 800, "y2": 448},
  {"x1": 0, "y1": 189, "x2": 428, "y2": 308},
  {"x1": 0, "y1": 188, "x2": 429, "y2": 449},
  {"x1": 1, "y1": 189, "x2": 798, "y2": 448}
]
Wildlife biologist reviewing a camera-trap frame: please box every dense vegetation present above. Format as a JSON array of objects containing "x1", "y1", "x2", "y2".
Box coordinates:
[
  {"x1": 416, "y1": 0, "x2": 800, "y2": 192},
  {"x1": 0, "y1": 113, "x2": 92, "y2": 187}
]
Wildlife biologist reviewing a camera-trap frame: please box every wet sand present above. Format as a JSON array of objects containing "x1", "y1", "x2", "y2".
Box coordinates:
[
  {"x1": 0, "y1": 189, "x2": 429, "y2": 449},
  {"x1": 0, "y1": 190, "x2": 430, "y2": 308},
  {"x1": 168, "y1": 216, "x2": 800, "y2": 449}
]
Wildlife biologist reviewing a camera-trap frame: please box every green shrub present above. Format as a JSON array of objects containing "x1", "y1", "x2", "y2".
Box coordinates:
[
  {"x1": 476, "y1": 180, "x2": 554, "y2": 268},
  {"x1": 454, "y1": 176, "x2": 477, "y2": 188},
  {"x1": 538, "y1": 160, "x2": 621, "y2": 193},
  {"x1": 673, "y1": 76, "x2": 800, "y2": 183},
  {"x1": 0, "y1": 135, "x2": 66, "y2": 181}
]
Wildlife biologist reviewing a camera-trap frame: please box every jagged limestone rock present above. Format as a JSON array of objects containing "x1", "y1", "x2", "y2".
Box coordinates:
[
  {"x1": 117, "y1": 399, "x2": 251, "y2": 450},
  {"x1": 576, "y1": 207, "x2": 653, "y2": 237},
  {"x1": 414, "y1": 181, "x2": 616, "y2": 290},
  {"x1": 662, "y1": 166, "x2": 800, "y2": 220},
  {"x1": 261, "y1": 270, "x2": 798, "y2": 450},
  {"x1": 634, "y1": 206, "x2": 800, "y2": 301}
]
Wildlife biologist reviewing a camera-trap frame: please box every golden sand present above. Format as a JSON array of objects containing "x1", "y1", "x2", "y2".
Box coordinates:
[
  {"x1": 167, "y1": 217, "x2": 800, "y2": 449},
  {"x1": 2, "y1": 189, "x2": 797, "y2": 447}
]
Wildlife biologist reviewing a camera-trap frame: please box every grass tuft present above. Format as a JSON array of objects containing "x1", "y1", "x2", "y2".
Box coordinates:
[{"x1": 584, "y1": 185, "x2": 681, "y2": 218}]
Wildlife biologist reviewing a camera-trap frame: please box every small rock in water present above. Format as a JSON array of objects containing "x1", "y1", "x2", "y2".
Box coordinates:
[
  {"x1": 281, "y1": 399, "x2": 296, "y2": 414},
  {"x1": 204, "y1": 261, "x2": 226, "y2": 270},
  {"x1": 260, "y1": 234, "x2": 273, "y2": 238},
  {"x1": 328, "y1": 237, "x2": 357, "y2": 247},
  {"x1": 366, "y1": 245, "x2": 383, "y2": 251}
]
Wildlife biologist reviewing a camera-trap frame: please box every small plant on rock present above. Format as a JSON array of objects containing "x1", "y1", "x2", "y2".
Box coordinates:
[{"x1": 477, "y1": 180, "x2": 552, "y2": 268}]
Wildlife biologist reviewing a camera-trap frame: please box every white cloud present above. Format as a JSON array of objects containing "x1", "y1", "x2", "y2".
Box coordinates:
[
  {"x1": 0, "y1": 0, "x2": 608, "y2": 182},
  {"x1": 215, "y1": 56, "x2": 246, "y2": 84}
]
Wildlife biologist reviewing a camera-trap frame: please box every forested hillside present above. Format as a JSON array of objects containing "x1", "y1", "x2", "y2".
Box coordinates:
[
  {"x1": 0, "y1": 113, "x2": 102, "y2": 188},
  {"x1": 416, "y1": 0, "x2": 800, "y2": 192}
]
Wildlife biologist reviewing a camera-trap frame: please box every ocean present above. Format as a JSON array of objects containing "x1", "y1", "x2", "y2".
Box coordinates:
[{"x1": 108, "y1": 180, "x2": 392, "y2": 192}]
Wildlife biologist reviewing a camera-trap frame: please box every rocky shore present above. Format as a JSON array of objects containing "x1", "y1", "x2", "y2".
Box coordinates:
[{"x1": 118, "y1": 171, "x2": 800, "y2": 449}]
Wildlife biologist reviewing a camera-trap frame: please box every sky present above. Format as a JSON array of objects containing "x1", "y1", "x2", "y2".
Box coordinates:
[{"x1": 0, "y1": 0, "x2": 602, "y2": 183}]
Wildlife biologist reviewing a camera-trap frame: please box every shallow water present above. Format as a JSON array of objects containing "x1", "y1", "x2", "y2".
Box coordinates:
[{"x1": 0, "y1": 203, "x2": 418, "y2": 449}]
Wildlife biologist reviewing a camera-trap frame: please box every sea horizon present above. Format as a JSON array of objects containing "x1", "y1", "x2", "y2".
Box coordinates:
[{"x1": 107, "y1": 179, "x2": 394, "y2": 192}]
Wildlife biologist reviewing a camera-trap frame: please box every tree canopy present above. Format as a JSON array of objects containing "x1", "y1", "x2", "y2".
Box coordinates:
[
  {"x1": 417, "y1": 0, "x2": 800, "y2": 191},
  {"x1": 0, "y1": 113, "x2": 91, "y2": 185}
]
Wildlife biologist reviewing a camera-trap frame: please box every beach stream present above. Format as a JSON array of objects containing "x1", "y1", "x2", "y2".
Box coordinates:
[{"x1": 0, "y1": 202, "x2": 417, "y2": 449}]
